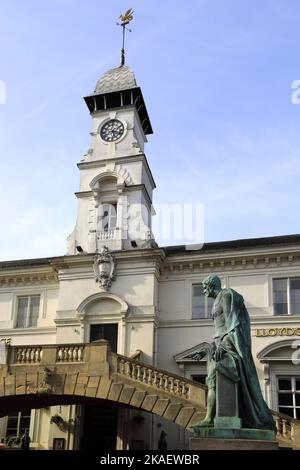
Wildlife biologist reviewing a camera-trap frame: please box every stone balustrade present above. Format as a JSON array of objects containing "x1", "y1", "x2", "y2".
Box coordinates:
[
  {"x1": 56, "y1": 345, "x2": 85, "y2": 362},
  {"x1": 272, "y1": 410, "x2": 300, "y2": 448},
  {"x1": 12, "y1": 344, "x2": 85, "y2": 365},
  {"x1": 3, "y1": 342, "x2": 300, "y2": 448},
  {"x1": 14, "y1": 347, "x2": 43, "y2": 364},
  {"x1": 116, "y1": 355, "x2": 192, "y2": 399},
  {"x1": 98, "y1": 229, "x2": 117, "y2": 240}
]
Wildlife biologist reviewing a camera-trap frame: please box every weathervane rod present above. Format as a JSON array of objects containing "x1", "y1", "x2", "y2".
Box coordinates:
[{"x1": 117, "y1": 8, "x2": 134, "y2": 66}]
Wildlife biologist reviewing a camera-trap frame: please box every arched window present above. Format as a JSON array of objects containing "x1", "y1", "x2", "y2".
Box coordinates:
[{"x1": 100, "y1": 203, "x2": 117, "y2": 231}]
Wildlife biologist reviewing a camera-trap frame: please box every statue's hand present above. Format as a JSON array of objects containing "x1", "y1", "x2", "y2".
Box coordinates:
[{"x1": 214, "y1": 346, "x2": 226, "y2": 362}]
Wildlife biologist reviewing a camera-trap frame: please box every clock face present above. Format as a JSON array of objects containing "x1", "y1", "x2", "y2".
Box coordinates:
[{"x1": 100, "y1": 119, "x2": 125, "y2": 142}]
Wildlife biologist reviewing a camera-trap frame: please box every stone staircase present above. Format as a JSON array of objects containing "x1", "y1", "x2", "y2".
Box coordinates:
[
  {"x1": 113, "y1": 353, "x2": 206, "y2": 429},
  {"x1": 0, "y1": 341, "x2": 299, "y2": 449},
  {"x1": 114, "y1": 353, "x2": 300, "y2": 449}
]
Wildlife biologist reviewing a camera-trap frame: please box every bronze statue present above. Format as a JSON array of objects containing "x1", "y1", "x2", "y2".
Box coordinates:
[{"x1": 192, "y1": 275, "x2": 275, "y2": 431}]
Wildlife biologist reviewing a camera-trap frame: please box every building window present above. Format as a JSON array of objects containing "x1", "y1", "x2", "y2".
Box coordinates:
[
  {"x1": 191, "y1": 375, "x2": 207, "y2": 385},
  {"x1": 6, "y1": 410, "x2": 31, "y2": 439},
  {"x1": 277, "y1": 377, "x2": 300, "y2": 419},
  {"x1": 101, "y1": 203, "x2": 117, "y2": 231},
  {"x1": 16, "y1": 295, "x2": 40, "y2": 328},
  {"x1": 192, "y1": 284, "x2": 214, "y2": 319},
  {"x1": 273, "y1": 278, "x2": 300, "y2": 315}
]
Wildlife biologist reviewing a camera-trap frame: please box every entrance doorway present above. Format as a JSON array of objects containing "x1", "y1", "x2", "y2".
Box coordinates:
[
  {"x1": 81, "y1": 402, "x2": 119, "y2": 450},
  {"x1": 81, "y1": 323, "x2": 119, "y2": 450},
  {"x1": 90, "y1": 324, "x2": 118, "y2": 352}
]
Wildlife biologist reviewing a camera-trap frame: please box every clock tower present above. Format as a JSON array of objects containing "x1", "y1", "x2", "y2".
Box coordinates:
[{"x1": 66, "y1": 64, "x2": 156, "y2": 254}]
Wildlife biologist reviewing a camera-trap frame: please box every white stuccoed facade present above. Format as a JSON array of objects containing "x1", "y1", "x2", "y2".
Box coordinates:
[{"x1": 0, "y1": 64, "x2": 300, "y2": 450}]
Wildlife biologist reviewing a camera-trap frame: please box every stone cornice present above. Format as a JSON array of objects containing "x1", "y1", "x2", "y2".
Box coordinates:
[
  {"x1": 59, "y1": 249, "x2": 165, "y2": 270},
  {"x1": 161, "y1": 247, "x2": 300, "y2": 276},
  {"x1": 75, "y1": 184, "x2": 153, "y2": 209},
  {"x1": 55, "y1": 250, "x2": 164, "y2": 281},
  {"x1": 126, "y1": 316, "x2": 159, "y2": 327},
  {"x1": 0, "y1": 266, "x2": 59, "y2": 287},
  {"x1": 158, "y1": 319, "x2": 214, "y2": 328},
  {"x1": 77, "y1": 153, "x2": 156, "y2": 189},
  {"x1": 158, "y1": 316, "x2": 300, "y2": 329},
  {"x1": 250, "y1": 316, "x2": 300, "y2": 325},
  {"x1": 2, "y1": 245, "x2": 299, "y2": 283},
  {"x1": 54, "y1": 318, "x2": 80, "y2": 326},
  {"x1": 0, "y1": 327, "x2": 57, "y2": 336}
]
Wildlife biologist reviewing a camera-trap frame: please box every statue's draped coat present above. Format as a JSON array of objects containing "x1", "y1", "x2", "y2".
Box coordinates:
[{"x1": 216, "y1": 289, "x2": 275, "y2": 430}]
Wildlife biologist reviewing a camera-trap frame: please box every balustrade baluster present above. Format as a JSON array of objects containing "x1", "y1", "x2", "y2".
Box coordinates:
[
  {"x1": 158, "y1": 373, "x2": 164, "y2": 389},
  {"x1": 274, "y1": 417, "x2": 280, "y2": 435},
  {"x1": 57, "y1": 348, "x2": 63, "y2": 362},
  {"x1": 185, "y1": 384, "x2": 188, "y2": 397},
  {"x1": 118, "y1": 359, "x2": 124, "y2": 374},
  {"x1": 63, "y1": 348, "x2": 68, "y2": 361},
  {"x1": 131, "y1": 364, "x2": 137, "y2": 379},
  {"x1": 291, "y1": 422, "x2": 295, "y2": 441},
  {"x1": 164, "y1": 376, "x2": 169, "y2": 391},
  {"x1": 282, "y1": 419, "x2": 287, "y2": 437},
  {"x1": 136, "y1": 365, "x2": 142, "y2": 381},
  {"x1": 142, "y1": 367, "x2": 147, "y2": 383},
  {"x1": 78, "y1": 347, "x2": 83, "y2": 361},
  {"x1": 73, "y1": 347, "x2": 78, "y2": 361},
  {"x1": 16, "y1": 349, "x2": 21, "y2": 363},
  {"x1": 25, "y1": 349, "x2": 30, "y2": 362},
  {"x1": 21, "y1": 349, "x2": 26, "y2": 363},
  {"x1": 125, "y1": 361, "x2": 131, "y2": 376},
  {"x1": 68, "y1": 348, "x2": 73, "y2": 361},
  {"x1": 29, "y1": 349, "x2": 34, "y2": 362}
]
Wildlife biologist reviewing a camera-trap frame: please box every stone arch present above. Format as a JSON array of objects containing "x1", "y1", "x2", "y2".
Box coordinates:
[
  {"x1": 77, "y1": 294, "x2": 129, "y2": 354},
  {"x1": 257, "y1": 339, "x2": 300, "y2": 415},
  {"x1": 90, "y1": 171, "x2": 119, "y2": 191},
  {"x1": 77, "y1": 293, "x2": 128, "y2": 316},
  {"x1": 0, "y1": 338, "x2": 206, "y2": 430},
  {"x1": 0, "y1": 381, "x2": 204, "y2": 431},
  {"x1": 257, "y1": 339, "x2": 298, "y2": 362},
  {"x1": 89, "y1": 164, "x2": 132, "y2": 191}
]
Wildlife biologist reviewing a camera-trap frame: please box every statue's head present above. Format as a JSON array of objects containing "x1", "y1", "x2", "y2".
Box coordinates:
[{"x1": 202, "y1": 274, "x2": 222, "y2": 299}]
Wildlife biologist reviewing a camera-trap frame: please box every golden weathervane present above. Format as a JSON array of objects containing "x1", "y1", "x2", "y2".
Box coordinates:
[{"x1": 117, "y1": 8, "x2": 134, "y2": 66}]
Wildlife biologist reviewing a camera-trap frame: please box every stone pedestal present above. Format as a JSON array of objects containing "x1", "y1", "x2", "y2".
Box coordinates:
[
  {"x1": 214, "y1": 363, "x2": 241, "y2": 429},
  {"x1": 190, "y1": 428, "x2": 278, "y2": 450},
  {"x1": 190, "y1": 437, "x2": 278, "y2": 450}
]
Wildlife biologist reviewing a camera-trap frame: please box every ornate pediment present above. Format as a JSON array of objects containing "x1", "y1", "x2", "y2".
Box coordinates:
[{"x1": 174, "y1": 342, "x2": 210, "y2": 363}]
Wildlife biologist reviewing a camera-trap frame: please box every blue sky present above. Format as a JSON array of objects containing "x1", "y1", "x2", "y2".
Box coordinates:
[{"x1": 0, "y1": 0, "x2": 300, "y2": 260}]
